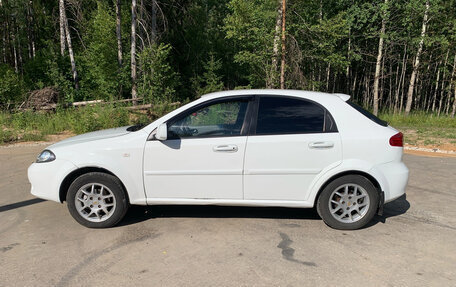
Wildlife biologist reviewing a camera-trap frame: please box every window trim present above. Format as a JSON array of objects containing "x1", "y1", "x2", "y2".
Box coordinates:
[
  {"x1": 156, "y1": 95, "x2": 255, "y2": 140},
  {"x1": 250, "y1": 95, "x2": 338, "y2": 136}
]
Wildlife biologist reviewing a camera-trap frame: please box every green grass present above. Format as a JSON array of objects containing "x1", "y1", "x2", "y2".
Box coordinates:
[
  {"x1": 379, "y1": 112, "x2": 456, "y2": 147},
  {"x1": 380, "y1": 112, "x2": 456, "y2": 129},
  {"x1": 2, "y1": 107, "x2": 455, "y2": 145},
  {"x1": 0, "y1": 104, "x2": 152, "y2": 144}
]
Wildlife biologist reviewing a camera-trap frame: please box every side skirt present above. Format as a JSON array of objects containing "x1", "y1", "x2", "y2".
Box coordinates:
[{"x1": 138, "y1": 198, "x2": 314, "y2": 208}]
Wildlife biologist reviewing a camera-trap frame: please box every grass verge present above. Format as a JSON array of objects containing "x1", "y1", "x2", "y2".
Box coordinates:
[
  {"x1": 1, "y1": 108, "x2": 455, "y2": 149},
  {"x1": 0, "y1": 104, "x2": 152, "y2": 144},
  {"x1": 380, "y1": 112, "x2": 456, "y2": 149}
]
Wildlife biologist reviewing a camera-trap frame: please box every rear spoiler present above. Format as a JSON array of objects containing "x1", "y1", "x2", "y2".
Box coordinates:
[{"x1": 333, "y1": 93, "x2": 351, "y2": 102}]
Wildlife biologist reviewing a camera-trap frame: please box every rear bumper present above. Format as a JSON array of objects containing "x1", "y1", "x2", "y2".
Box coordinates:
[
  {"x1": 28, "y1": 159, "x2": 77, "y2": 203},
  {"x1": 371, "y1": 161, "x2": 409, "y2": 203}
]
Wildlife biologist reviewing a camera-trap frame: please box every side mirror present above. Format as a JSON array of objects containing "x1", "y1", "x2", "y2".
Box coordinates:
[{"x1": 155, "y1": 123, "x2": 168, "y2": 141}]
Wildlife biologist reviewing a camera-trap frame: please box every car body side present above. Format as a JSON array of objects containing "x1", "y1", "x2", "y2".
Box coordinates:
[{"x1": 28, "y1": 89, "x2": 408, "y2": 208}]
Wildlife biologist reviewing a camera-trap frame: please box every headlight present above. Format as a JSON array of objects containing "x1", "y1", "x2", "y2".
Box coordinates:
[{"x1": 36, "y1": 150, "x2": 56, "y2": 163}]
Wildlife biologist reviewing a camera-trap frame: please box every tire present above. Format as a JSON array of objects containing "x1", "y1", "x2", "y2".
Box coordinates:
[
  {"x1": 317, "y1": 175, "x2": 379, "y2": 230},
  {"x1": 66, "y1": 172, "x2": 129, "y2": 228}
]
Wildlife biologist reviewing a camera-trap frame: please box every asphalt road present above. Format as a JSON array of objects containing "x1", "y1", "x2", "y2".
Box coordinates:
[{"x1": 0, "y1": 144, "x2": 455, "y2": 287}]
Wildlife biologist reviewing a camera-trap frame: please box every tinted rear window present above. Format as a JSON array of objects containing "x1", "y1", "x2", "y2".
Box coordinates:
[
  {"x1": 347, "y1": 102, "x2": 388, "y2": 127},
  {"x1": 256, "y1": 97, "x2": 335, "y2": 135}
]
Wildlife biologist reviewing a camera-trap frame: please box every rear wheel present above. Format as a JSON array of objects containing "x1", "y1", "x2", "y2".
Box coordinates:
[
  {"x1": 317, "y1": 175, "x2": 379, "y2": 230},
  {"x1": 66, "y1": 172, "x2": 129, "y2": 228}
]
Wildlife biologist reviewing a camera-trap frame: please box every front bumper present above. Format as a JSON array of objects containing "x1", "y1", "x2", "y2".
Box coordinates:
[{"x1": 28, "y1": 159, "x2": 77, "y2": 203}]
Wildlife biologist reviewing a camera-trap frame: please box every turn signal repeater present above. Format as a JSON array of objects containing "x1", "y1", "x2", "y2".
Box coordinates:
[{"x1": 389, "y1": 132, "x2": 403, "y2": 147}]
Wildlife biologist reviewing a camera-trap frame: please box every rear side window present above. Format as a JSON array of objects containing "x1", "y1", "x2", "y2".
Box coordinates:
[
  {"x1": 347, "y1": 102, "x2": 388, "y2": 127},
  {"x1": 255, "y1": 97, "x2": 337, "y2": 135}
]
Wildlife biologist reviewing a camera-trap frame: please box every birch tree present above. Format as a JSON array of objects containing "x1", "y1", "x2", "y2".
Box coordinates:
[
  {"x1": 26, "y1": 0, "x2": 35, "y2": 58},
  {"x1": 280, "y1": 0, "x2": 286, "y2": 89},
  {"x1": 60, "y1": 0, "x2": 78, "y2": 89},
  {"x1": 115, "y1": 0, "x2": 122, "y2": 68},
  {"x1": 405, "y1": 0, "x2": 429, "y2": 115},
  {"x1": 269, "y1": 0, "x2": 282, "y2": 88},
  {"x1": 59, "y1": 0, "x2": 66, "y2": 56},
  {"x1": 373, "y1": 0, "x2": 388, "y2": 116},
  {"x1": 151, "y1": 0, "x2": 157, "y2": 44},
  {"x1": 450, "y1": 55, "x2": 456, "y2": 118},
  {"x1": 131, "y1": 0, "x2": 137, "y2": 102}
]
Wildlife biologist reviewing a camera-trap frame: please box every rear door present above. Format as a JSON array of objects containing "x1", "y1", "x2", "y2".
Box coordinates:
[{"x1": 243, "y1": 96, "x2": 342, "y2": 201}]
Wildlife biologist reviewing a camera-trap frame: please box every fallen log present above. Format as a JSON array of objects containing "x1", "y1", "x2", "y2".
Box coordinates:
[
  {"x1": 14, "y1": 99, "x2": 180, "y2": 113},
  {"x1": 71, "y1": 100, "x2": 104, "y2": 106},
  {"x1": 126, "y1": 104, "x2": 153, "y2": 110},
  {"x1": 126, "y1": 102, "x2": 181, "y2": 111}
]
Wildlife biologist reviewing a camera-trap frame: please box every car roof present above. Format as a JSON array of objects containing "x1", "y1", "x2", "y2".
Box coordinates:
[{"x1": 201, "y1": 89, "x2": 350, "y2": 102}]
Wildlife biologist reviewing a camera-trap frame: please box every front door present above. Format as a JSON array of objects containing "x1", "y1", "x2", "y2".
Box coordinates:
[{"x1": 143, "y1": 97, "x2": 251, "y2": 199}]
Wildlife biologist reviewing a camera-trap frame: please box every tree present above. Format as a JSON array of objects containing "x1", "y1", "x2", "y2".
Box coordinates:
[
  {"x1": 270, "y1": 0, "x2": 282, "y2": 88},
  {"x1": 81, "y1": 3, "x2": 118, "y2": 100},
  {"x1": 450, "y1": 54, "x2": 456, "y2": 118},
  {"x1": 0, "y1": 0, "x2": 455, "y2": 117},
  {"x1": 151, "y1": 0, "x2": 157, "y2": 44},
  {"x1": 131, "y1": 0, "x2": 137, "y2": 102},
  {"x1": 0, "y1": 64, "x2": 23, "y2": 104},
  {"x1": 26, "y1": 0, "x2": 35, "y2": 59},
  {"x1": 280, "y1": 0, "x2": 286, "y2": 89},
  {"x1": 138, "y1": 43, "x2": 179, "y2": 103},
  {"x1": 59, "y1": 0, "x2": 78, "y2": 89},
  {"x1": 115, "y1": 0, "x2": 122, "y2": 68},
  {"x1": 373, "y1": 0, "x2": 388, "y2": 116},
  {"x1": 194, "y1": 54, "x2": 224, "y2": 96},
  {"x1": 405, "y1": 0, "x2": 429, "y2": 115},
  {"x1": 225, "y1": 0, "x2": 278, "y2": 88},
  {"x1": 58, "y1": 0, "x2": 66, "y2": 56}
]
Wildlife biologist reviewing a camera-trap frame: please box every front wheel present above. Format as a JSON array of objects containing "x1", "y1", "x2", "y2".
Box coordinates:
[
  {"x1": 317, "y1": 175, "x2": 379, "y2": 230},
  {"x1": 66, "y1": 172, "x2": 129, "y2": 228}
]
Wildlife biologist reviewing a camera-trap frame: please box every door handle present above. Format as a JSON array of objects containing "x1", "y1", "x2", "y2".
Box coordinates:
[
  {"x1": 213, "y1": 144, "x2": 238, "y2": 152},
  {"x1": 309, "y1": 141, "x2": 334, "y2": 149}
]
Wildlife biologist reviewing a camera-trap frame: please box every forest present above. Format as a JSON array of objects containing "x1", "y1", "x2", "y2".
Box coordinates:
[{"x1": 0, "y1": 0, "x2": 456, "y2": 118}]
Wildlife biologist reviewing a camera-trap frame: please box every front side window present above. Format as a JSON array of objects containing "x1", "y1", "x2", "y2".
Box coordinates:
[
  {"x1": 168, "y1": 100, "x2": 248, "y2": 139},
  {"x1": 255, "y1": 97, "x2": 334, "y2": 135}
]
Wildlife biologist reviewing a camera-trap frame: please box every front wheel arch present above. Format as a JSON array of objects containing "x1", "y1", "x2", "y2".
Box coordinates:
[{"x1": 59, "y1": 167, "x2": 130, "y2": 204}]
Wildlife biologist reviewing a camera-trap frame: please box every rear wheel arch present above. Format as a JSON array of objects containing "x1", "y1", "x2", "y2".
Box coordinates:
[
  {"x1": 59, "y1": 167, "x2": 130, "y2": 204},
  {"x1": 314, "y1": 170, "x2": 382, "y2": 206}
]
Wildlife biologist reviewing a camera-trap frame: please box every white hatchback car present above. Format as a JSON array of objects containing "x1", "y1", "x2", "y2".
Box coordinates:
[{"x1": 28, "y1": 90, "x2": 409, "y2": 229}]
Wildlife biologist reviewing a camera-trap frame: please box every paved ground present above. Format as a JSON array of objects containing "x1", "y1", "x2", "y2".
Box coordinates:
[{"x1": 0, "y1": 144, "x2": 455, "y2": 287}]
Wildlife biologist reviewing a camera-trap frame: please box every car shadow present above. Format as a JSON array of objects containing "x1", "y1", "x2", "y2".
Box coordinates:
[
  {"x1": 367, "y1": 194, "x2": 410, "y2": 228},
  {"x1": 118, "y1": 194, "x2": 410, "y2": 228},
  {"x1": 117, "y1": 204, "x2": 321, "y2": 227}
]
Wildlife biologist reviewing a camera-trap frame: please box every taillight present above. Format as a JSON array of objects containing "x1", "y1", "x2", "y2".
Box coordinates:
[{"x1": 389, "y1": 132, "x2": 403, "y2": 147}]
